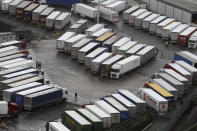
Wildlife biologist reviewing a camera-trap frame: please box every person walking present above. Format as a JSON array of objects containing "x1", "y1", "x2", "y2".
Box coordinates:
[{"x1": 165, "y1": 40, "x2": 169, "y2": 47}]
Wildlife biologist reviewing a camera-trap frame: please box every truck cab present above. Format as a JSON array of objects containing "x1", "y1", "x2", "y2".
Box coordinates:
[
  {"x1": 110, "y1": 64, "x2": 121, "y2": 79},
  {"x1": 188, "y1": 37, "x2": 197, "y2": 49}
]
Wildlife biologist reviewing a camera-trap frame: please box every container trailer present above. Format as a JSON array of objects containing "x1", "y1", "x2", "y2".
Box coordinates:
[
  {"x1": 46, "y1": 0, "x2": 80, "y2": 6},
  {"x1": 136, "y1": 45, "x2": 157, "y2": 65},
  {"x1": 91, "y1": 52, "x2": 112, "y2": 74},
  {"x1": 0, "y1": 58, "x2": 26, "y2": 68},
  {"x1": 175, "y1": 60, "x2": 197, "y2": 83},
  {"x1": 149, "y1": 16, "x2": 167, "y2": 34},
  {"x1": 100, "y1": 0, "x2": 118, "y2": 7},
  {"x1": 123, "y1": 5, "x2": 140, "y2": 22},
  {"x1": 129, "y1": 9, "x2": 146, "y2": 25},
  {"x1": 117, "y1": 41, "x2": 138, "y2": 55},
  {"x1": 85, "y1": 47, "x2": 107, "y2": 68},
  {"x1": 94, "y1": 100, "x2": 120, "y2": 124},
  {"x1": 46, "y1": 11, "x2": 61, "y2": 29},
  {"x1": 0, "y1": 32, "x2": 16, "y2": 43},
  {"x1": 95, "y1": 32, "x2": 115, "y2": 44},
  {"x1": 101, "y1": 55, "x2": 124, "y2": 77},
  {"x1": 56, "y1": 32, "x2": 76, "y2": 51},
  {"x1": 64, "y1": 34, "x2": 86, "y2": 53},
  {"x1": 62, "y1": 110, "x2": 92, "y2": 131},
  {"x1": 135, "y1": 11, "x2": 152, "y2": 29},
  {"x1": 98, "y1": 6, "x2": 119, "y2": 23},
  {"x1": 111, "y1": 55, "x2": 141, "y2": 79},
  {"x1": 39, "y1": 7, "x2": 55, "y2": 25},
  {"x1": 152, "y1": 78, "x2": 178, "y2": 101},
  {"x1": 75, "y1": 19, "x2": 88, "y2": 32},
  {"x1": 103, "y1": 97, "x2": 129, "y2": 121},
  {"x1": 23, "y1": 86, "x2": 67, "y2": 110},
  {"x1": 178, "y1": 27, "x2": 197, "y2": 45},
  {"x1": 106, "y1": 1, "x2": 126, "y2": 13},
  {"x1": 32, "y1": 5, "x2": 48, "y2": 24},
  {"x1": 91, "y1": 28, "x2": 112, "y2": 40},
  {"x1": 111, "y1": 93, "x2": 136, "y2": 116},
  {"x1": 46, "y1": 121, "x2": 70, "y2": 131},
  {"x1": 164, "y1": 63, "x2": 192, "y2": 85},
  {"x1": 85, "y1": 24, "x2": 104, "y2": 38},
  {"x1": 0, "y1": 101, "x2": 19, "y2": 118},
  {"x1": 23, "y1": 3, "x2": 39, "y2": 21},
  {"x1": 76, "y1": 108, "x2": 103, "y2": 131},
  {"x1": 71, "y1": 38, "x2": 92, "y2": 59},
  {"x1": 142, "y1": 13, "x2": 160, "y2": 30},
  {"x1": 0, "y1": 53, "x2": 27, "y2": 63},
  {"x1": 73, "y1": 3, "x2": 98, "y2": 19},
  {"x1": 2, "y1": 0, "x2": 13, "y2": 12},
  {"x1": 162, "y1": 69, "x2": 189, "y2": 89},
  {"x1": 170, "y1": 24, "x2": 189, "y2": 43},
  {"x1": 174, "y1": 51, "x2": 197, "y2": 68},
  {"x1": 68, "y1": 20, "x2": 88, "y2": 34},
  {"x1": 144, "y1": 83, "x2": 174, "y2": 103},
  {"x1": 156, "y1": 73, "x2": 184, "y2": 97},
  {"x1": 156, "y1": 18, "x2": 175, "y2": 36},
  {"x1": 15, "y1": 84, "x2": 53, "y2": 106},
  {"x1": 54, "y1": 12, "x2": 71, "y2": 30},
  {"x1": 102, "y1": 35, "x2": 120, "y2": 52},
  {"x1": 0, "y1": 40, "x2": 22, "y2": 48},
  {"x1": 78, "y1": 42, "x2": 99, "y2": 64},
  {"x1": 117, "y1": 89, "x2": 146, "y2": 113},
  {"x1": 138, "y1": 88, "x2": 168, "y2": 115},
  {"x1": 112, "y1": 37, "x2": 131, "y2": 54},
  {"x1": 161, "y1": 22, "x2": 182, "y2": 40},
  {"x1": 125, "y1": 44, "x2": 146, "y2": 57},
  {"x1": 0, "y1": 46, "x2": 26, "y2": 58},
  {"x1": 3, "y1": 82, "x2": 42, "y2": 102}
]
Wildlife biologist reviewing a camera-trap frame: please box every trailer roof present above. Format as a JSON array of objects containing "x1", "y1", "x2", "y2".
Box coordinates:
[
  {"x1": 126, "y1": 44, "x2": 146, "y2": 54},
  {"x1": 86, "y1": 47, "x2": 106, "y2": 58},
  {"x1": 73, "y1": 38, "x2": 92, "y2": 47},
  {"x1": 140, "y1": 88, "x2": 168, "y2": 102},
  {"x1": 49, "y1": 122, "x2": 70, "y2": 131},
  {"x1": 56, "y1": 12, "x2": 70, "y2": 21},
  {"x1": 0, "y1": 53, "x2": 26, "y2": 63},
  {"x1": 0, "y1": 40, "x2": 21, "y2": 47},
  {"x1": 79, "y1": 42, "x2": 99, "y2": 52},
  {"x1": 76, "y1": 19, "x2": 88, "y2": 24},
  {"x1": 168, "y1": 63, "x2": 191, "y2": 75},
  {"x1": 57, "y1": 32, "x2": 76, "y2": 41},
  {"x1": 98, "y1": 6, "x2": 118, "y2": 14},
  {"x1": 69, "y1": 23, "x2": 82, "y2": 29},
  {"x1": 136, "y1": 46, "x2": 155, "y2": 55},
  {"x1": 117, "y1": 89, "x2": 145, "y2": 104},
  {"x1": 175, "y1": 61, "x2": 197, "y2": 73},
  {"x1": 47, "y1": 11, "x2": 61, "y2": 20},
  {"x1": 1, "y1": 60, "x2": 35, "y2": 69},
  {"x1": 103, "y1": 35, "x2": 119, "y2": 45},
  {"x1": 85, "y1": 105, "x2": 111, "y2": 118},
  {"x1": 33, "y1": 5, "x2": 48, "y2": 13},
  {"x1": 102, "y1": 55, "x2": 123, "y2": 65},
  {"x1": 65, "y1": 110, "x2": 91, "y2": 125},
  {"x1": 104, "y1": 97, "x2": 128, "y2": 111},
  {"x1": 163, "y1": 69, "x2": 188, "y2": 82},
  {"x1": 4, "y1": 82, "x2": 42, "y2": 92},
  {"x1": 40, "y1": 7, "x2": 55, "y2": 16},
  {"x1": 113, "y1": 37, "x2": 131, "y2": 47},
  {"x1": 92, "y1": 28, "x2": 112, "y2": 37},
  {"x1": 16, "y1": 84, "x2": 53, "y2": 96},
  {"x1": 158, "y1": 73, "x2": 184, "y2": 85},
  {"x1": 10, "y1": 0, "x2": 23, "y2": 6},
  {"x1": 92, "y1": 52, "x2": 112, "y2": 63},
  {"x1": 3, "y1": 0, "x2": 13, "y2": 4},
  {"x1": 151, "y1": 16, "x2": 167, "y2": 24},
  {"x1": 157, "y1": 18, "x2": 175, "y2": 26},
  {"x1": 96, "y1": 32, "x2": 115, "y2": 42},
  {"x1": 107, "y1": 0, "x2": 125, "y2": 7},
  {"x1": 171, "y1": 24, "x2": 189, "y2": 33},
  {"x1": 130, "y1": 9, "x2": 146, "y2": 17},
  {"x1": 3, "y1": 68, "x2": 38, "y2": 78},
  {"x1": 77, "y1": 108, "x2": 102, "y2": 122},
  {"x1": 163, "y1": 22, "x2": 181, "y2": 30},
  {"x1": 123, "y1": 5, "x2": 139, "y2": 14},
  {"x1": 136, "y1": 11, "x2": 152, "y2": 19},
  {"x1": 152, "y1": 78, "x2": 177, "y2": 92},
  {"x1": 179, "y1": 27, "x2": 197, "y2": 36},
  {"x1": 0, "y1": 46, "x2": 18, "y2": 53},
  {"x1": 76, "y1": 3, "x2": 98, "y2": 11},
  {"x1": 95, "y1": 100, "x2": 119, "y2": 114},
  {"x1": 148, "y1": 83, "x2": 173, "y2": 97},
  {"x1": 66, "y1": 34, "x2": 86, "y2": 43},
  {"x1": 0, "y1": 58, "x2": 26, "y2": 67},
  {"x1": 119, "y1": 41, "x2": 138, "y2": 51},
  {"x1": 117, "y1": 55, "x2": 140, "y2": 65},
  {"x1": 24, "y1": 3, "x2": 39, "y2": 11},
  {"x1": 86, "y1": 24, "x2": 104, "y2": 32},
  {"x1": 111, "y1": 93, "x2": 136, "y2": 107},
  {"x1": 143, "y1": 13, "x2": 160, "y2": 21},
  {"x1": 101, "y1": 0, "x2": 117, "y2": 6},
  {"x1": 0, "y1": 65, "x2": 30, "y2": 76},
  {"x1": 17, "y1": 1, "x2": 32, "y2": 8},
  {"x1": 178, "y1": 51, "x2": 197, "y2": 63}
]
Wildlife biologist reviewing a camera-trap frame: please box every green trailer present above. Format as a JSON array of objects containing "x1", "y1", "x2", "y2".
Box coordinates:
[
  {"x1": 62, "y1": 110, "x2": 92, "y2": 131},
  {"x1": 76, "y1": 108, "x2": 104, "y2": 131}
]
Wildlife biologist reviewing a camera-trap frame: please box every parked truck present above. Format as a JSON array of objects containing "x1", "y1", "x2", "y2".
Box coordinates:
[
  {"x1": 125, "y1": 44, "x2": 146, "y2": 57},
  {"x1": 8, "y1": 0, "x2": 23, "y2": 15},
  {"x1": 91, "y1": 28, "x2": 113, "y2": 40},
  {"x1": 0, "y1": 32, "x2": 16, "y2": 43},
  {"x1": 129, "y1": 9, "x2": 146, "y2": 25},
  {"x1": 117, "y1": 41, "x2": 138, "y2": 55},
  {"x1": 16, "y1": 1, "x2": 32, "y2": 18},
  {"x1": 54, "y1": 12, "x2": 71, "y2": 30},
  {"x1": 170, "y1": 24, "x2": 189, "y2": 43},
  {"x1": 102, "y1": 35, "x2": 120, "y2": 52},
  {"x1": 188, "y1": 31, "x2": 197, "y2": 49},
  {"x1": 39, "y1": 7, "x2": 55, "y2": 25},
  {"x1": 100, "y1": 55, "x2": 124, "y2": 77},
  {"x1": 149, "y1": 16, "x2": 167, "y2": 34},
  {"x1": 156, "y1": 18, "x2": 175, "y2": 36},
  {"x1": 100, "y1": 0, "x2": 118, "y2": 7},
  {"x1": 0, "y1": 53, "x2": 27, "y2": 63},
  {"x1": 46, "y1": 121, "x2": 70, "y2": 131},
  {"x1": 110, "y1": 55, "x2": 141, "y2": 79},
  {"x1": 91, "y1": 52, "x2": 112, "y2": 74},
  {"x1": 2, "y1": 0, "x2": 14, "y2": 13},
  {"x1": 138, "y1": 88, "x2": 168, "y2": 115},
  {"x1": 32, "y1": 5, "x2": 48, "y2": 24},
  {"x1": 112, "y1": 37, "x2": 131, "y2": 54},
  {"x1": 23, "y1": 3, "x2": 39, "y2": 21},
  {"x1": 178, "y1": 27, "x2": 197, "y2": 45},
  {"x1": 123, "y1": 5, "x2": 139, "y2": 22},
  {"x1": 135, "y1": 11, "x2": 152, "y2": 29},
  {"x1": 98, "y1": 6, "x2": 119, "y2": 23},
  {"x1": 96, "y1": 32, "x2": 116, "y2": 45},
  {"x1": 0, "y1": 40, "x2": 23, "y2": 48},
  {"x1": 106, "y1": 1, "x2": 126, "y2": 13},
  {"x1": 0, "y1": 101, "x2": 19, "y2": 119},
  {"x1": 68, "y1": 19, "x2": 88, "y2": 34},
  {"x1": 46, "y1": 11, "x2": 61, "y2": 29},
  {"x1": 85, "y1": 24, "x2": 104, "y2": 38},
  {"x1": 142, "y1": 13, "x2": 160, "y2": 30}
]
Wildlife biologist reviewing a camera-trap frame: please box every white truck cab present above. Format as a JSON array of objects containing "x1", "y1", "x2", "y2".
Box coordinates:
[
  {"x1": 110, "y1": 64, "x2": 121, "y2": 79},
  {"x1": 188, "y1": 31, "x2": 197, "y2": 49}
]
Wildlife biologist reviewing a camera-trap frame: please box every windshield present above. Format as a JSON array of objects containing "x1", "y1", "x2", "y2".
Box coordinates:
[
  {"x1": 111, "y1": 68, "x2": 120, "y2": 73},
  {"x1": 189, "y1": 40, "x2": 195, "y2": 43}
]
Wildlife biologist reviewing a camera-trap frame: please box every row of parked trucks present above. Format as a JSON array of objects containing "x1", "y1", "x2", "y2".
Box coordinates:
[
  {"x1": 0, "y1": 40, "x2": 68, "y2": 119},
  {"x1": 0, "y1": 0, "x2": 71, "y2": 29},
  {"x1": 123, "y1": 5, "x2": 197, "y2": 48},
  {"x1": 56, "y1": 23, "x2": 157, "y2": 79},
  {"x1": 46, "y1": 89, "x2": 147, "y2": 131}
]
